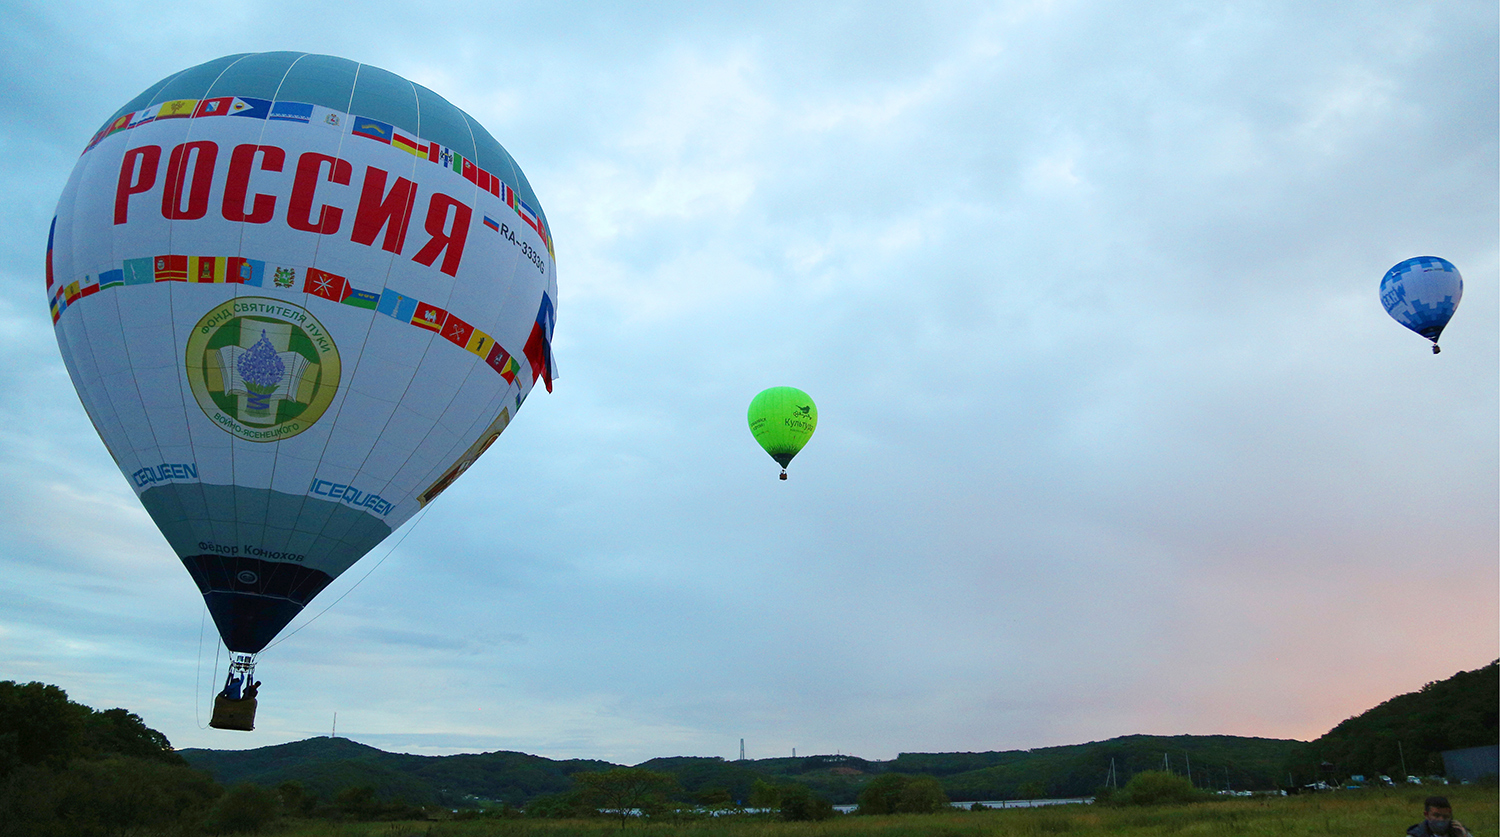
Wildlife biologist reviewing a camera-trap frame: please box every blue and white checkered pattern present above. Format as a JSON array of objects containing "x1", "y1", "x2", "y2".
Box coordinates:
[{"x1": 1380, "y1": 257, "x2": 1463, "y2": 343}]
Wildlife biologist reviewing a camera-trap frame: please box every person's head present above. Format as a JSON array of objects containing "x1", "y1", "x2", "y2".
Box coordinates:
[{"x1": 1424, "y1": 796, "x2": 1454, "y2": 834}]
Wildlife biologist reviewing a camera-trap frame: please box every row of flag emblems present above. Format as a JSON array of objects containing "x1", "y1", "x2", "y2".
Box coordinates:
[
  {"x1": 83, "y1": 97, "x2": 552, "y2": 259},
  {"x1": 50, "y1": 256, "x2": 529, "y2": 386}
]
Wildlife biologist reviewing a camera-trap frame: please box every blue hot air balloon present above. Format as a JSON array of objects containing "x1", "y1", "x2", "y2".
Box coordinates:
[{"x1": 1380, "y1": 257, "x2": 1463, "y2": 353}]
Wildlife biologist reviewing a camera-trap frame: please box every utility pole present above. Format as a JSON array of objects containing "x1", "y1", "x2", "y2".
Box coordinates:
[
  {"x1": 1399, "y1": 741, "x2": 1408, "y2": 779},
  {"x1": 1164, "y1": 753, "x2": 1170, "y2": 774},
  {"x1": 1185, "y1": 753, "x2": 1192, "y2": 786},
  {"x1": 331, "y1": 712, "x2": 337, "y2": 738}
]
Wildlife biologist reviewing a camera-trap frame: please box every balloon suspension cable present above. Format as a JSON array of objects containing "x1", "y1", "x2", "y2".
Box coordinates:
[
  {"x1": 220, "y1": 652, "x2": 260, "y2": 701},
  {"x1": 261, "y1": 503, "x2": 432, "y2": 653},
  {"x1": 779, "y1": 469, "x2": 788, "y2": 481},
  {"x1": 195, "y1": 607, "x2": 216, "y2": 730}
]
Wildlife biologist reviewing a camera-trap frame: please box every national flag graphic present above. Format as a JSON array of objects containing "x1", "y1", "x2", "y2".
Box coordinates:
[
  {"x1": 312, "y1": 106, "x2": 343, "y2": 128},
  {"x1": 411, "y1": 302, "x2": 447, "y2": 332},
  {"x1": 193, "y1": 97, "x2": 234, "y2": 117},
  {"x1": 447, "y1": 150, "x2": 465, "y2": 174},
  {"x1": 442, "y1": 314, "x2": 473, "y2": 348},
  {"x1": 376, "y1": 289, "x2": 419, "y2": 322},
  {"x1": 392, "y1": 132, "x2": 423, "y2": 156},
  {"x1": 83, "y1": 126, "x2": 108, "y2": 151},
  {"x1": 127, "y1": 105, "x2": 160, "y2": 128},
  {"x1": 45, "y1": 218, "x2": 55, "y2": 289},
  {"x1": 65, "y1": 282, "x2": 81, "y2": 303},
  {"x1": 270, "y1": 265, "x2": 300, "y2": 289},
  {"x1": 352, "y1": 117, "x2": 393, "y2": 143},
  {"x1": 156, "y1": 99, "x2": 198, "y2": 120},
  {"x1": 154, "y1": 255, "x2": 188, "y2": 282},
  {"x1": 464, "y1": 329, "x2": 495, "y2": 359},
  {"x1": 498, "y1": 181, "x2": 515, "y2": 207},
  {"x1": 485, "y1": 342, "x2": 519, "y2": 383},
  {"x1": 524, "y1": 292, "x2": 556, "y2": 392},
  {"x1": 228, "y1": 97, "x2": 272, "y2": 119},
  {"x1": 483, "y1": 216, "x2": 500, "y2": 232},
  {"x1": 227, "y1": 257, "x2": 265, "y2": 286},
  {"x1": 103, "y1": 113, "x2": 132, "y2": 138},
  {"x1": 50, "y1": 296, "x2": 60, "y2": 324},
  {"x1": 269, "y1": 101, "x2": 313, "y2": 123},
  {"x1": 99, "y1": 269, "x2": 125, "y2": 291},
  {"x1": 516, "y1": 199, "x2": 539, "y2": 233},
  {"x1": 190, "y1": 256, "x2": 226, "y2": 283},
  {"x1": 461, "y1": 157, "x2": 480, "y2": 184},
  {"x1": 343, "y1": 288, "x2": 380, "y2": 310},
  {"x1": 123, "y1": 258, "x2": 155, "y2": 285},
  {"x1": 304, "y1": 267, "x2": 350, "y2": 302},
  {"x1": 79, "y1": 275, "x2": 100, "y2": 298}
]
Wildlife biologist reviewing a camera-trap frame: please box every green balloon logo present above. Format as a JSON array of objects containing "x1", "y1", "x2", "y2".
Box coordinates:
[{"x1": 747, "y1": 386, "x2": 817, "y2": 480}]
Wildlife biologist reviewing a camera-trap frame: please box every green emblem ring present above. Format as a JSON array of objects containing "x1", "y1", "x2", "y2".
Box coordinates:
[{"x1": 185, "y1": 296, "x2": 341, "y2": 442}]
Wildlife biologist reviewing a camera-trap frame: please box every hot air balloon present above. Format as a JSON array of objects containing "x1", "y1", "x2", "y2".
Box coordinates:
[
  {"x1": 747, "y1": 387, "x2": 817, "y2": 480},
  {"x1": 1381, "y1": 256, "x2": 1462, "y2": 353},
  {"x1": 47, "y1": 53, "x2": 558, "y2": 730}
]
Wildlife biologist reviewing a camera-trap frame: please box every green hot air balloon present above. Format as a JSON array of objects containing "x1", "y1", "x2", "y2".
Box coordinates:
[{"x1": 747, "y1": 387, "x2": 817, "y2": 480}]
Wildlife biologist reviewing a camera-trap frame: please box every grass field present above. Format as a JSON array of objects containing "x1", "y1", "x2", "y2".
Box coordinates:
[{"x1": 264, "y1": 784, "x2": 1497, "y2": 837}]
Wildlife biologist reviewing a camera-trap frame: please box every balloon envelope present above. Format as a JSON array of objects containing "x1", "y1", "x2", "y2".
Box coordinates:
[
  {"x1": 747, "y1": 387, "x2": 817, "y2": 470},
  {"x1": 48, "y1": 53, "x2": 558, "y2": 654},
  {"x1": 1380, "y1": 256, "x2": 1462, "y2": 348}
]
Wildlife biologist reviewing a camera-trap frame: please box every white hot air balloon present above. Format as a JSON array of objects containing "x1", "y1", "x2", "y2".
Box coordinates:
[{"x1": 46, "y1": 53, "x2": 558, "y2": 729}]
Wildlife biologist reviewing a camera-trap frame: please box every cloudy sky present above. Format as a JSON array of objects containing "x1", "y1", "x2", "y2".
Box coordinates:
[{"x1": 1, "y1": 0, "x2": 1495, "y2": 765}]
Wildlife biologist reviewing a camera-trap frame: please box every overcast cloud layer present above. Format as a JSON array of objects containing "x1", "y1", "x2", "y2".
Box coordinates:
[{"x1": 1, "y1": 0, "x2": 1495, "y2": 764}]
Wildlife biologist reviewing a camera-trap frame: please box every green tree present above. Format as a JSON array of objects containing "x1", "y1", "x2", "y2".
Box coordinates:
[
  {"x1": 0, "y1": 681, "x2": 87, "y2": 775},
  {"x1": 523, "y1": 790, "x2": 588, "y2": 818},
  {"x1": 777, "y1": 783, "x2": 835, "y2": 821},
  {"x1": 748, "y1": 778, "x2": 781, "y2": 810},
  {"x1": 1017, "y1": 780, "x2": 1047, "y2": 798},
  {"x1": 898, "y1": 775, "x2": 950, "y2": 813},
  {"x1": 0, "y1": 756, "x2": 221, "y2": 837},
  {"x1": 83, "y1": 707, "x2": 181, "y2": 764},
  {"x1": 275, "y1": 780, "x2": 314, "y2": 817},
  {"x1": 202, "y1": 782, "x2": 280, "y2": 833},
  {"x1": 857, "y1": 773, "x2": 906, "y2": 815},
  {"x1": 857, "y1": 773, "x2": 949, "y2": 815},
  {"x1": 573, "y1": 767, "x2": 680, "y2": 828},
  {"x1": 695, "y1": 785, "x2": 733, "y2": 807}
]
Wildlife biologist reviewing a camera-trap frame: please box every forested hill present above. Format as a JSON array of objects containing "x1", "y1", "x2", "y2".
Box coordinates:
[
  {"x1": 1291, "y1": 659, "x2": 1498, "y2": 780},
  {"x1": 177, "y1": 660, "x2": 1500, "y2": 806},
  {"x1": 179, "y1": 736, "x2": 615, "y2": 807},
  {"x1": 180, "y1": 733, "x2": 1302, "y2": 806}
]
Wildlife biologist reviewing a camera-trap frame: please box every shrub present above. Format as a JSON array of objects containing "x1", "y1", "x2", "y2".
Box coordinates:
[
  {"x1": 0, "y1": 756, "x2": 220, "y2": 837},
  {"x1": 1106, "y1": 770, "x2": 1209, "y2": 806},
  {"x1": 857, "y1": 773, "x2": 950, "y2": 815},
  {"x1": 202, "y1": 782, "x2": 280, "y2": 834}
]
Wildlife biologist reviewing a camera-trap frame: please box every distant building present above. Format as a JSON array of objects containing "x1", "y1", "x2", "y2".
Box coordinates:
[{"x1": 1441, "y1": 746, "x2": 1498, "y2": 782}]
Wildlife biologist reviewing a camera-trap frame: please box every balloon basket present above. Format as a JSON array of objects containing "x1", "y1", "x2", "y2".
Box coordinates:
[
  {"x1": 210, "y1": 695, "x2": 257, "y2": 731},
  {"x1": 1432, "y1": 344, "x2": 1441, "y2": 354},
  {"x1": 779, "y1": 470, "x2": 787, "y2": 481}
]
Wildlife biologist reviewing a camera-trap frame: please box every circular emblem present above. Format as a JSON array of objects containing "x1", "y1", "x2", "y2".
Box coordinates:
[
  {"x1": 185, "y1": 297, "x2": 341, "y2": 442},
  {"x1": 237, "y1": 570, "x2": 259, "y2": 584}
]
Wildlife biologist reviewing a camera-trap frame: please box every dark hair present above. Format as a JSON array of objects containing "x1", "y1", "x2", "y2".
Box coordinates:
[{"x1": 1424, "y1": 795, "x2": 1451, "y2": 812}]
